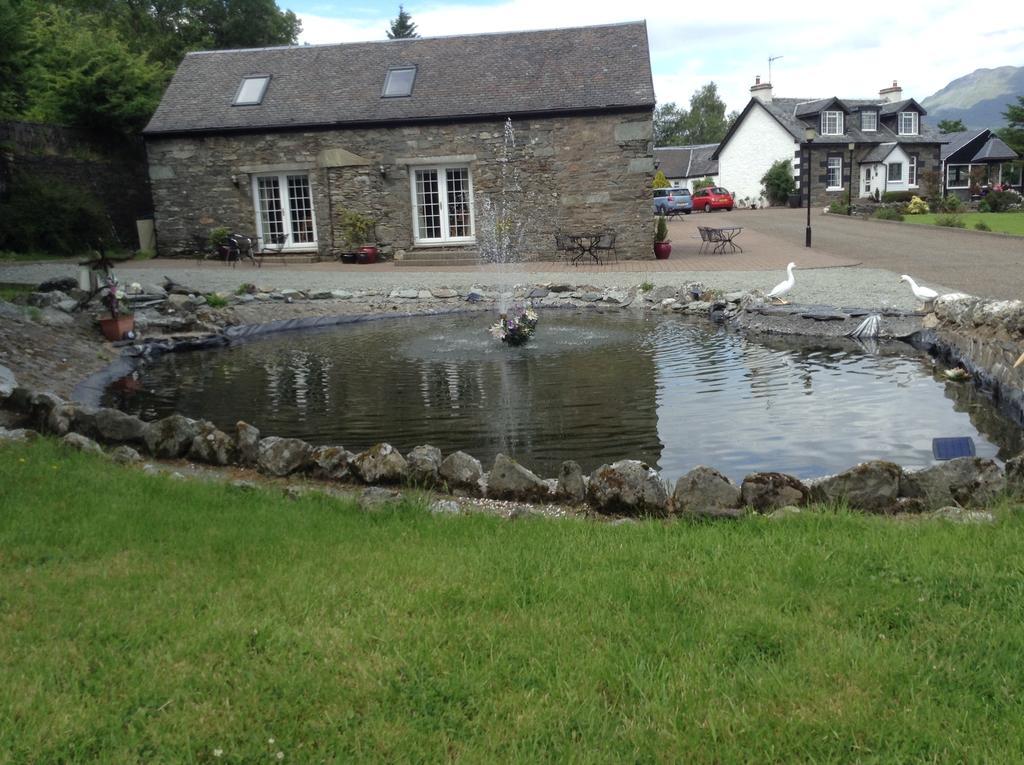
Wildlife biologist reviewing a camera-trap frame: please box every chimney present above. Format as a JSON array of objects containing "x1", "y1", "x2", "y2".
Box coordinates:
[
  {"x1": 751, "y1": 74, "x2": 773, "y2": 104},
  {"x1": 879, "y1": 79, "x2": 903, "y2": 103}
]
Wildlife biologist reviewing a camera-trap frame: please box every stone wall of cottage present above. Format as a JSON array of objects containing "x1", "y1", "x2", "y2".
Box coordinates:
[
  {"x1": 145, "y1": 109, "x2": 654, "y2": 260},
  {"x1": 798, "y1": 144, "x2": 942, "y2": 207}
]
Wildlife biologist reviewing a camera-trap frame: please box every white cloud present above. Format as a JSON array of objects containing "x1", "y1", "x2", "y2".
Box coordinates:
[{"x1": 297, "y1": 1, "x2": 1024, "y2": 111}]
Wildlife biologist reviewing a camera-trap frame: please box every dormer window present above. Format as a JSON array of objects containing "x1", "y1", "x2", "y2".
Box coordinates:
[
  {"x1": 233, "y1": 75, "x2": 270, "y2": 106},
  {"x1": 899, "y1": 111, "x2": 918, "y2": 135},
  {"x1": 821, "y1": 110, "x2": 843, "y2": 135},
  {"x1": 861, "y1": 111, "x2": 877, "y2": 131},
  {"x1": 382, "y1": 66, "x2": 417, "y2": 98}
]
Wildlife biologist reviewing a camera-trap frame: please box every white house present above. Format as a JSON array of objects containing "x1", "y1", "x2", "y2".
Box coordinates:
[{"x1": 713, "y1": 77, "x2": 944, "y2": 206}]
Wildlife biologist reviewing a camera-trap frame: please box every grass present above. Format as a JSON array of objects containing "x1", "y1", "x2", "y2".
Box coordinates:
[
  {"x1": 0, "y1": 282, "x2": 33, "y2": 302},
  {"x1": 3, "y1": 439, "x2": 1024, "y2": 761},
  {"x1": 902, "y1": 211, "x2": 1024, "y2": 235}
]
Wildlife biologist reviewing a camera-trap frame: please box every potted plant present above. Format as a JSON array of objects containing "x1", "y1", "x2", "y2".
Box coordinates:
[
  {"x1": 98, "y1": 274, "x2": 134, "y2": 341},
  {"x1": 653, "y1": 213, "x2": 671, "y2": 259},
  {"x1": 339, "y1": 209, "x2": 378, "y2": 264}
]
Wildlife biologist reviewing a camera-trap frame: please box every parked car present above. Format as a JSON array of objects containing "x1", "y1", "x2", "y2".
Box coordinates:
[
  {"x1": 692, "y1": 186, "x2": 734, "y2": 212},
  {"x1": 652, "y1": 187, "x2": 692, "y2": 215}
]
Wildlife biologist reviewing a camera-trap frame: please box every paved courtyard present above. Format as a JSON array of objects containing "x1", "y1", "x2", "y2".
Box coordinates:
[{"x1": 2, "y1": 208, "x2": 1021, "y2": 309}]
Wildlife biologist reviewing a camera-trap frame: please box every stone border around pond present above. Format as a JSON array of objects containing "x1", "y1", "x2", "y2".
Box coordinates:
[{"x1": 7, "y1": 280, "x2": 1024, "y2": 522}]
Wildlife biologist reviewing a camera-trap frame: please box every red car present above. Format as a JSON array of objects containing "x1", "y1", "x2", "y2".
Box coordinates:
[{"x1": 692, "y1": 186, "x2": 734, "y2": 212}]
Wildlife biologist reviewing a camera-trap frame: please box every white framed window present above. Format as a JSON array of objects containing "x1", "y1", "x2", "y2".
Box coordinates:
[
  {"x1": 234, "y1": 76, "x2": 270, "y2": 106},
  {"x1": 410, "y1": 165, "x2": 475, "y2": 245},
  {"x1": 947, "y1": 164, "x2": 970, "y2": 189},
  {"x1": 888, "y1": 162, "x2": 903, "y2": 182},
  {"x1": 252, "y1": 172, "x2": 317, "y2": 249},
  {"x1": 861, "y1": 111, "x2": 877, "y2": 131},
  {"x1": 898, "y1": 111, "x2": 918, "y2": 135},
  {"x1": 826, "y1": 156, "x2": 843, "y2": 189},
  {"x1": 821, "y1": 111, "x2": 843, "y2": 135},
  {"x1": 908, "y1": 156, "x2": 918, "y2": 186}
]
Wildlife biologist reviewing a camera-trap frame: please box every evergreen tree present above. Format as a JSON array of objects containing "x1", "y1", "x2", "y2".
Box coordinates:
[
  {"x1": 386, "y1": 5, "x2": 418, "y2": 39},
  {"x1": 998, "y1": 96, "x2": 1024, "y2": 157},
  {"x1": 653, "y1": 83, "x2": 730, "y2": 146},
  {"x1": 937, "y1": 119, "x2": 966, "y2": 134}
]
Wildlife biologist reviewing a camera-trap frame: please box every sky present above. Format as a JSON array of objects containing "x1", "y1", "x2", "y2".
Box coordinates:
[{"x1": 287, "y1": 1, "x2": 1023, "y2": 113}]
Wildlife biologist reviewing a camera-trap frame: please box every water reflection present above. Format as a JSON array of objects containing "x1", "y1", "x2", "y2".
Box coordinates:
[{"x1": 106, "y1": 312, "x2": 1020, "y2": 480}]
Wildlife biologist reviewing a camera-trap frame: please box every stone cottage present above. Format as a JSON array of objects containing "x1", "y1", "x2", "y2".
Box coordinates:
[{"x1": 143, "y1": 22, "x2": 656, "y2": 262}]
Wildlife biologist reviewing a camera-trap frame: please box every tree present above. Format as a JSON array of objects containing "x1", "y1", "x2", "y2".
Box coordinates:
[
  {"x1": 653, "y1": 83, "x2": 730, "y2": 147},
  {"x1": 0, "y1": 0, "x2": 30, "y2": 117},
  {"x1": 652, "y1": 170, "x2": 670, "y2": 189},
  {"x1": 386, "y1": 5, "x2": 418, "y2": 39},
  {"x1": 999, "y1": 96, "x2": 1024, "y2": 157},
  {"x1": 937, "y1": 119, "x2": 966, "y2": 134},
  {"x1": 760, "y1": 159, "x2": 795, "y2": 206}
]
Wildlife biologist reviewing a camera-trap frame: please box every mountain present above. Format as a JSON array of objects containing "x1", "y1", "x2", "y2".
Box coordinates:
[{"x1": 920, "y1": 66, "x2": 1024, "y2": 129}]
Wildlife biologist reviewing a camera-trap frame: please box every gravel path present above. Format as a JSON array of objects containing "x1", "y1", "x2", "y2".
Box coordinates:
[{"x1": 0, "y1": 260, "x2": 929, "y2": 311}]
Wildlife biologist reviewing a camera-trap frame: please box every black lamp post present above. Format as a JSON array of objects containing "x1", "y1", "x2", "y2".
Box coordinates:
[
  {"x1": 804, "y1": 126, "x2": 815, "y2": 247},
  {"x1": 847, "y1": 142, "x2": 855, "y2": 215}
]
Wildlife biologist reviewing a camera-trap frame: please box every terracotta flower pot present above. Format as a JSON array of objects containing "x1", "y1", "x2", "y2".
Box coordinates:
[
  {"x1": 99, "y1": 315, "x2": 135, "y2": 341},
  {"x1": 654, "y1": 241, "x2": 672, "y2": 259},
  {"x1": 358, "y1": 246, "x2": 379, "y2": 264}
]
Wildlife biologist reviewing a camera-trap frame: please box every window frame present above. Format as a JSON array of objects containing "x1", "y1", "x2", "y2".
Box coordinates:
[
  {"x1": 233, "y1": 75, "x2": 271, "y2": 106},
  {"x1": 888, "y1": 162, "x2": 903, "y2": 183},
  {"x1": 908, "y1": 155, "x2": 918, "y2": 187},
  {"x1": 898, "y1": 111, "x2": 918, "y2": 135},
  {"x1": 860, "y1": 111, "x2": 877, "y2": 131},
  {"x1": 947, "y1": 164, "x2": 970, "y2": 189},
  {"x1": 250, "y1": 171, "x2": 318, "y2": 251},
  {"x1": 826, "y1": 156, "x2": 843, "y2": 190},
  {"x1": 382, "y1": 66, "x2": 418, "y2": 98},
  {"x1": 821, "y1": 110, "x2": 843, "y2": 136}
]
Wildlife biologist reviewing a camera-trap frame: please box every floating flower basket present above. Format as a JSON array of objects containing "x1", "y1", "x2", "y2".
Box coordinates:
[{"x1": 489, "y1": 307, "x2": 538, "y2": 346}]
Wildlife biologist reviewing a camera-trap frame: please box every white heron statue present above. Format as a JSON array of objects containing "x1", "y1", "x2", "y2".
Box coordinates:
[
  {"x1": 767, "y1": 262, "x2": 796, "y2": 304},
  {"x1": 899, "y1": 274, "x2": 938, "y2": 306}
]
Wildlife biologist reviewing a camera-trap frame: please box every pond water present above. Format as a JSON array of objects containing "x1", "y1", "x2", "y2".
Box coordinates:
[{"x1": 104, "y1": 311, "x2": 1023, "y2": 481}]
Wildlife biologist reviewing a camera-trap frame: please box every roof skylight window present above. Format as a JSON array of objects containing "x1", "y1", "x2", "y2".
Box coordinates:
[
  {"x1": 233, "y1": 75, "x2": 270, "y2": 106},
  {"x1": 382, "y1": 67, "x2": 416, "y2": 98}
]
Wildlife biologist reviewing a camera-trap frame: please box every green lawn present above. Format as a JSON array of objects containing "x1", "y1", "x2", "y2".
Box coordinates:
[
  {"x1": 3, "y1": 440, "x2": 1024, "y2": 761},
  {"x1": 901, "y1": 211, "x2": 1024, "y2": 235}
]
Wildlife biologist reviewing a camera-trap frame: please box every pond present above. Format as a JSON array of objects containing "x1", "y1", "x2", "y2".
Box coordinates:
[{"x1": 104, "y1": 311, "x2": 1023, "y2": 481}]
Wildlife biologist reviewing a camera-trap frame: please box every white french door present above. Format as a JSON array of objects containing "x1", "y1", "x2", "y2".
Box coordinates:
[
  {"x1": 252, "y1": 173, "x2": 317, "y2": 250},
  {"x1": 411, "y1": 166, "x2": 475, "y2": 245}
]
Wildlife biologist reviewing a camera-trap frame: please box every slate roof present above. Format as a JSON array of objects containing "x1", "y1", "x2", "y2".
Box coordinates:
[
  {"x1": 144, "y1": 22, "x2": 655, "y2": 135},
  {"x1": 941, "y1": 129, "x2": 1020, "y2": 162},
  {"x1": 972, "y1": 135, "x2": 1018, "y2": 162},
  {"x1": 712, "y1": 95, "x2": 947, "y2": 160},
  {"x1": 940, "y1": 129, "x2": 988, "y2": 160},
  {"x1": 653, "y1": 144, "x2": 718, "y2": 179}
]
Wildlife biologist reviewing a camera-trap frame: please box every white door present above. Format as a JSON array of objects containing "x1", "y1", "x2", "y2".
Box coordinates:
[
  {"x1": 411, "y1": 166, "x2": 475, "y2": 244},
  {"x1": 861, "y1": 166, "x2": 873, "y2": 197}
]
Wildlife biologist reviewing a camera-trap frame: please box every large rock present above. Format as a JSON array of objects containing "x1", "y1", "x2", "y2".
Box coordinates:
[
  {"x1": 143, "y1": 414, "x2": 200, "y2": 458},
  {"x1": 257, "y1": 436, "x2": 313, "y2": 477},
  {"x1": 487, "y1": 453, "x2": 549, "y2": 502},
  {"x1": 556, "y1": 460, "x2": 586, "y2": 503},
  {"x1": 92, "y1": 407, "x2": 147, "y2": 445},
  {"x1": 351, "y1": 443, "x2": 408, "y2": 484},
  {"x1": 406, "y1": 444, "x2": 442, "y2": 486},
  {"x1": 587, "y1": 460, "x2": 669, "y2": 517},
  {"x1": 808, "y1": 460, "x2": 905, "y2": 514},
  {"x1": 236, "y1": 421, "x2": 260, "y2": 466},
  {"x1": 672, "y1": 466, "x2": 741, "y2": 516},
  {"x1": 29, "y1": 392, "x2": 64, "y2": 429},
  {"x1": 4, "y1": 387, "x2": 34, "y2": 414},
  {"x1": 108, "y1": 445, "x2": 143, "y2": 464},
  {"x1": 0, "y1": 427, "x2": 38, "y2": 443},
  {"x1": 310, "y1": 445, "x2": 354, "y2": 480},
  {"x1": 28, "y1": 290, "x2": 69, "y2": 308},
  {"x1": 1005, "y1": 453, "x2": 1024, "y2": 495},
  {"x1": 188, "y1": 423, "x2": 236, "y2": 466},
  {"x1": 439, "y1": 450, "x2": 483, "y2": 492},
  {"x1": 0, "y1": 364, "x2": 16, "y2": 402},
  {"x1": 61, "y1": 432, "x2": 103, "y2": 455},
  {"x1": 45, "y1": 403, "x2": 75, "y2": 436},
  {"x1": 740, "y1": 472, "x2": 809, "y2": 512},
  {"x1": 38, "y1": 277, "x2": 78, "y2": 293},
  {"x1": 904, "y1": 458, "x2": 1005, "y2": 509}
]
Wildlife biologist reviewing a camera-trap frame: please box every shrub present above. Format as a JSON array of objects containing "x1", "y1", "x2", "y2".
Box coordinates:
[
  {"x1": 208, "y1": 226, "x2": 231, "y2": 249},
  {"x1": 935, "y1": 213, "x2": 966, "y2": 228},
  {"x1": 639, "y1": 281, "x2": 654, "y2": 292},
  {"x1": 881, "y1": 190, "x2": 915, "y2": 204},
  {"x1": 760, "y1": 159, "x2": 796, "y2": 206},
  {"x1": 205, "y1": 293, "x2": 229, "y2": 308},
  {"x1": 873, "y1": 207, "x2": 904, "y2": 222},
  {"x1": 978, "y1": 199, "x2": 991, "y2": 213},
  {"x1": 984, "y1": 190, "x2": 1020, "y2": 213},
  {"x1": 0, "y1": 172, "x2": 108, "y2": 254},
  {"x1": 693, "y1": 177, "x2": 715, "y2": 191},
  {"x1": 974, "y1": 220, "x2": 992, "y2": 232},
  {"x1": 652, "y1": 170, "x2": 670, "y2": 189},
  {"x1": 654, "y1": 214, "x2": 669, "y2": 243},
  {"x1": 906, "y1": 195, "x2": 930, "y2": 214},
  {"x1": 828, "y1": 200, "x2": 846, "y2": 214},
  {"x1": 941, "y1": 195, "x2": 962, "y2": 213}
]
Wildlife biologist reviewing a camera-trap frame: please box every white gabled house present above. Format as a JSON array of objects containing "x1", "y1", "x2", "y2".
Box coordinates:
[{"x1": 713, "y1": 77, "x2": 944, "y2": 206}]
